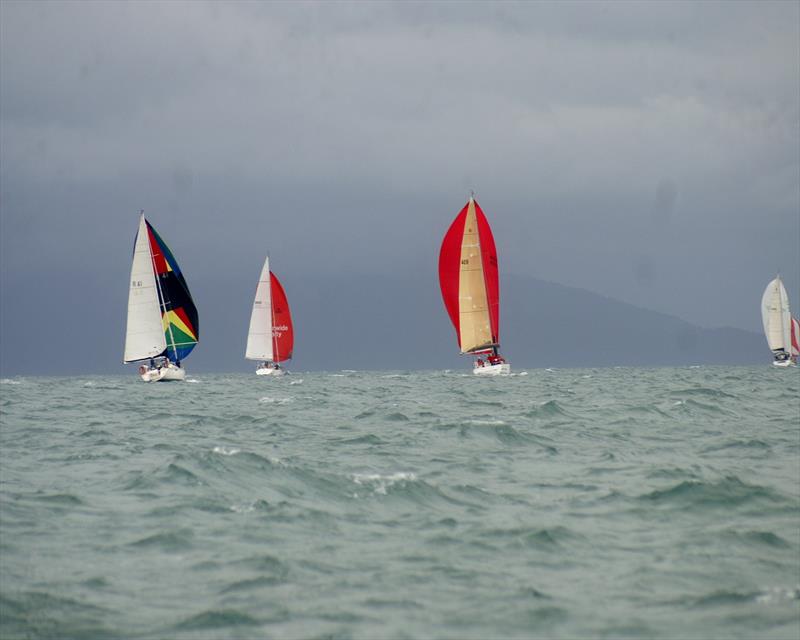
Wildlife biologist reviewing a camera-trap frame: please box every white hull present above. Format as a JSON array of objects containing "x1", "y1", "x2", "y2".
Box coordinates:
[
  {"x1": 772, "y1": 359, "x2": 795, "y2": 368},
  {"x1": 139, "y1": 363, "x2": 186, "y2": 382},
  {"x1": 256, "y1": 366, "x2": 286, "y2": 376},
  {"x1": 473, "y1": 363, "x2": 511, "y2": 376}
]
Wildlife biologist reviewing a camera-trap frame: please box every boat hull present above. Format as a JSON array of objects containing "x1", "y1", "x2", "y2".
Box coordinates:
[
  {"x1": 139, "y1": 364, "x2": 186, "y2": 382},
  {"x1": 473, "y1": 363, "x2": 511, "y2": 376},
  {"x1": 772, "y1": 359, "x2": 795, "y2": 368},
  {"x1": 256, "y1": 366, "x2": 286, "y2": 376}
]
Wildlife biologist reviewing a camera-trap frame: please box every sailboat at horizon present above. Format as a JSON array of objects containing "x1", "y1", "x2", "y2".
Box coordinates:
[
  {"x1": 761, "y1": 275, "x2": 796, "y2": 367},
  {"x1": 438, "y1": 196, "x2": 510, "y2": 376},
  {"x1": 123, "y1": 213, "x2": 199, "y2": 381},
  {"x1": 245, "y1": 256, "x2": 294, "y2": 376}
]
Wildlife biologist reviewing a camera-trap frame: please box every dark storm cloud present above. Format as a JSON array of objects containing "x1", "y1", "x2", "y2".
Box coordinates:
[{"x1": 1, "y1": 0, "x2": 798, "y2": 373}]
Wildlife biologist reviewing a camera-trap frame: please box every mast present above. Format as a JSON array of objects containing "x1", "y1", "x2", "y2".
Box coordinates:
[
  {"x1": 777, "y1": 275, "x2": 786, "y2": 353},
  {"x1": 270, "y1": 257, "x2": 278, "y2": 363},
  {"x1": 471, "y1": 197, "x2": 490, "y2": 357},
  {"x1": 474, "y1": 196, "x2": 500, "y2": 355}
]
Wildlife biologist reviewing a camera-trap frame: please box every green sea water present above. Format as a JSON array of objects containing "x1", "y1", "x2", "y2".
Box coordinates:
[{"x1": 1, "y1": 367, "x2": 798, "y2": 639}]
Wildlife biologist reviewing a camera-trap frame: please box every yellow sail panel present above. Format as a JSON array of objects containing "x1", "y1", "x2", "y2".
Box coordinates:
[{"x1": 458, "y1": 199, "x2": 493, "y2": 352}]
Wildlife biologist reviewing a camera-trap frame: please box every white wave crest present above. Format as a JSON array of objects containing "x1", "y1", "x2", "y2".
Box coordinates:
[
  {"x1": 213, "y1": 446, "x2": 240, "y2": 456},
  {"x1": 1, "y1": 378, "x2": 21, "y2": 385},
  {"x1": 289, "y1": 379, "x2": 303, "y2": 385},
  {"x1": 464, "y1": 419, "x2": 507, "y2": 426},
  {"x1": 186, "y1": 379, "x2": 200, "y2": 383},
  {"x1": 756, "y1": 586, "x2": 800, "y2": 604},
  {"x1": 352, "y1": 472, "x2": 417, "y2": 495},
  {"x1": 259, "y1": 397, "x2": 293, "y2": 404}
]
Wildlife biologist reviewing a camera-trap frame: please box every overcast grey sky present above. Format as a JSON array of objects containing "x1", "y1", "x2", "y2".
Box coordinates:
[{"x1": 1, "y1": 0, "x2": 798, "y2": 371}]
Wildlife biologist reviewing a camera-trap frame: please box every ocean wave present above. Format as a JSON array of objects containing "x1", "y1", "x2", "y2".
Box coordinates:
[
  {"x1": 720, "y1": 529, "x2": 791, "y2": 549},
  {"x1": 352, "y1": 472, "x2": 417, "y2": 495},
  {"x1": 0, "y1": 591, "x2": 113, "y2": 638},
  {"x1": 525, "y1": 399, "x2": 569, "y2": 418},
  {"x1": 479, "y1": 525, "x2": 585, "y2": 550},
  {"x1": 259, "y1": 396, "x2": 293, "y2": 404},
  {"x1": 219, "y1": 574, "x2": 286, "y2": 593},
  {"x1": 755, "y1": 586, "x2": 800, "y2": 604},
  {"x1": 670, "y1": 386, "x2": 736, "y2": 399},
  {"x1": 128, "y1": 529, "x2": 194, "y2": 551},
  {"x1": 385, "y1": 411, "x2": 410, "y2": 422},
  {"x1": 639, "y1": 476, "x2": 787, "y2": 509},
  {"x1": 229, "y1": 499, "x2": 271, "y2": 514},
  {"x1": 174, "y1": 609, "x2": 261, "y2": 630},
  {"x1": 668, "y1": 397, "x2": 731, "y2": 415},
  {"x1": 671, "y1": 586, "x2": 799, "y2": 609},
  {"x1": 339, "y1": 434, "x2": 385, "y2": 445},
  {"x1": 700, "y1": 439, "x2": 771, "y2": 454},
  {"x1": 212, "y1": 446, "x2": 240, "y2": 456},
  {"x1": 438, "y1": 420, "x2": 556, "y2": 450}
]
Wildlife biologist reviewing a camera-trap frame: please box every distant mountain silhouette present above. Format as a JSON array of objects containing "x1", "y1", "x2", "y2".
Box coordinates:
[
  {"x1": 267, "y1": 272, "x2": 766, "y2": 371},
  {"x1": 500, "y1": 275, "x2": 765, "y2": 368},
  {"x1": 0, "y1": 269, "x2": 769, "y2": 376}
]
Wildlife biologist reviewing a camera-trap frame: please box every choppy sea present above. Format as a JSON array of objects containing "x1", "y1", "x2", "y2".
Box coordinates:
[{"x1": 1, "y1": 367, "x2": 798, "y2": 639}]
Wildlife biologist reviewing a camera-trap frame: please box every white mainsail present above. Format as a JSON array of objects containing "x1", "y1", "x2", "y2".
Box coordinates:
[
  {"x1": 245, "y1": 256, "x2": 273, "y2": 361},
  {"x1": 124, "y1": 215, "x2": 167, "y2": 363},
  {"x1": 761, "y1": 276, "x2": 791, "y2": 352}
]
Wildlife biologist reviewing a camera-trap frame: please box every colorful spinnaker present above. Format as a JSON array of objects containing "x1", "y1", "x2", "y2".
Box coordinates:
[
  {"x1": 124, "y1": 214, "x2": 198, "y2": 380},
  {"x1": 246, "y1": 256, "x2": 294, "y2": 374},
  {"x1": 790, "y1": 316, "x2": 800, "y2": 362},
  {"x1": 439, "y1": 196, "x2": 509, "y2": 375}
]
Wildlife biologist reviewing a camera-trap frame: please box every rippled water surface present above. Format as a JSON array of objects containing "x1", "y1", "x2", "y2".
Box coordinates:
[{"x1": 1, "y1": 367, "x2": 798, "y2": 639}]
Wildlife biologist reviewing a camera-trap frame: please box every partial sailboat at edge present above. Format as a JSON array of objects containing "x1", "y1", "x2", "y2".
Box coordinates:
[
  {"x1": 761, "y1": 275, "x2": 796, "y2": 367},
  {"x1": 123, "y1": 213, "x2": 199, "y2": 382},
  {"x1": 245, "y1": 256, "x2": 294, "y2": 376},
  {"x1": 439, "y1": 196, "x2": 510, "y2": 376}
]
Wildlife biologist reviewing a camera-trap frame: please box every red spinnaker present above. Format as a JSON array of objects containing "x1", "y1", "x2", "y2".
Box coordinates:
[
  {"x1": 437, "y1": 198, "x2": 500, "y2": 347},
  {"x1": 270, "y1": 272, "x2": 294, "y2": 362},
  {"x1": 438, "y1": 206, "x2": 467, "y2": 339}
]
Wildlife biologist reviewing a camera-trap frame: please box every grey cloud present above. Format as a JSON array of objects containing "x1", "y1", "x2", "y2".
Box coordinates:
[{"x1": 1, "y1": 0, "x2": 797, "y2": 369}]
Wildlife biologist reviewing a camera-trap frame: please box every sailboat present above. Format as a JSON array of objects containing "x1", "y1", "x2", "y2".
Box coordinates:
[
  {"x1": 123, "y1": 213, "x2": 199, "y2": 381},
  {"x1": 245, "y1": 256, "x2": 294, "y2": 376},
  {"x1": 439, "y1": 196, "x2": 510, "y2": 376},
  {"x1": 790, "y1": 316, "x2": 800, "y2": 364},
  {"x1": 761, "y1": 275, "x2": 795, "y2": 367}
]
